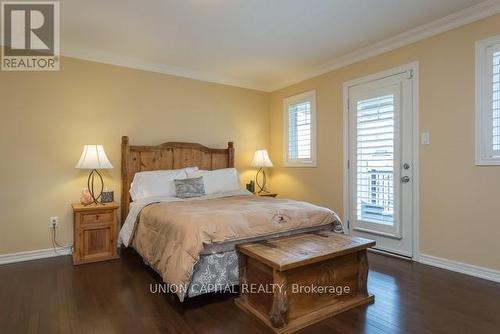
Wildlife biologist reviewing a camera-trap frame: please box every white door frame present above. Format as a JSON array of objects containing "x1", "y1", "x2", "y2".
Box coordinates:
[{"x1": 342, "y1": 62, "x2": 420, "y2": 260}]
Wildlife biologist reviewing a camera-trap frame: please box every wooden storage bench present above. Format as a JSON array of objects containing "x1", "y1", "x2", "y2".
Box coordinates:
[{"x1": 235, "y1": 231, "x2": 375, "y2": 333}]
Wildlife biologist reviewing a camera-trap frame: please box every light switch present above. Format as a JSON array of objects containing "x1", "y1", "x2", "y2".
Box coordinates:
[{"x1": 421, "y1": 132, "x2": 430, "y2": 145}]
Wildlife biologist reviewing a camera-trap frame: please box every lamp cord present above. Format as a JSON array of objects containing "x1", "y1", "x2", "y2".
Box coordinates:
[{"x1": 51, "y1": 226, "x2": 73, "y2": 254}]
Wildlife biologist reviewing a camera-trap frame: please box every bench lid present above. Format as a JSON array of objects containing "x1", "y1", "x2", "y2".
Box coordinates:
[{"x1": 236, "y1": 231, "x2": 375, "y2": 271}]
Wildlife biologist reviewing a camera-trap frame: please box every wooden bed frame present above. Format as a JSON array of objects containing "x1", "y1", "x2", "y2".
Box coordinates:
[{"x1": 120, "y1": 136, "x2": 234, "y2": 224}]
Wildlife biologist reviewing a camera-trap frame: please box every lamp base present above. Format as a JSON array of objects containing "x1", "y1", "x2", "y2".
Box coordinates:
[
  {"x1": 87, "y1": 169, "x2": 105, "y2": 205},
  {"x1": 255, "y1": 168, "x2": 270, "y2": 194}
]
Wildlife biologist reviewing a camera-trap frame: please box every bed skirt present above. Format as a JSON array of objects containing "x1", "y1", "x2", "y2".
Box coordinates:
[{"x1": 186, "y1": 219, "x2": 344, "y2": 297}]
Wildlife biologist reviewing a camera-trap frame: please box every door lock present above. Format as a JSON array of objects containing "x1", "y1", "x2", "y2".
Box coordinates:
[
  {"x1": 401, "y1": 176, "x2": 410, "y2": 183},
  {"x1": 403, "y1": 163, "x2": 410, "y2": 170}
]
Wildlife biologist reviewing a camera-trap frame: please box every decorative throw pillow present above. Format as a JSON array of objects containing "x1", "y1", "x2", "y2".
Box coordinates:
[{"x1": 174, "y1": 177, "x2": 206, "y2": 198}]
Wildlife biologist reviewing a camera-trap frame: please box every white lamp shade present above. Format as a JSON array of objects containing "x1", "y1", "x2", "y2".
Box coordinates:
[
  {"x1": 251, "y1": 149, "x2": 274, "y2": 168},
  {"x1": 75, "y1": 145, "x2": 113, "y2": 170}
]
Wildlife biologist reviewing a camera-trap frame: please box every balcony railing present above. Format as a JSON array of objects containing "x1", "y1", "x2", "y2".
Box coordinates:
[{"x1": 359, "y1": 169, "x2": 394, "y2": 224}]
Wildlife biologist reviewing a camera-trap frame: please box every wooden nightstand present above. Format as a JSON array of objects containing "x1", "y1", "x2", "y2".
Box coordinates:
[
  {"x1": 72, "y1": 202, "x2": 120, "y2": 265},
  {"x1": 257, "y1": 193, "x2": 278, "y2": 198}
]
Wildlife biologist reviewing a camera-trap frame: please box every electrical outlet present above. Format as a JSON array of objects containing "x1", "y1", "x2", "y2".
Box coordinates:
[{"x1": 49, "y1": 216, "x2": 59, "y2": 228}]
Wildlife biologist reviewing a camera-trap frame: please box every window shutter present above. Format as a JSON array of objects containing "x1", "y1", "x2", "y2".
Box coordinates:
[
  {"x1": 493, "y1": 50, "x2": 500, "y2": 153},
  {"x1": 475, "y1": 35, "x2": 500, "y2": 165},
  {"x1": 283, "y1": 90, "x2": 316, "y2": 167},
  {"x1": 356, "y1": 95, "x2": 395, "y2": 224},
  {"x1": 288, "y1": 101, "x2": 312, "y2": 160}
]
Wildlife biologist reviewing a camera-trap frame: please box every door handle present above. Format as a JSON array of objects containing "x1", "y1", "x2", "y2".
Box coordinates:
[{"x1": 401, "y1": 176, "x2": 410, "y2": 183}]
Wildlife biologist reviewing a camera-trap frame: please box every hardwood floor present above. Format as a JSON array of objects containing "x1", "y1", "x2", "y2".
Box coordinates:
[{"x1": 1, "y1": 250, "x2": 499, "y2": 334}]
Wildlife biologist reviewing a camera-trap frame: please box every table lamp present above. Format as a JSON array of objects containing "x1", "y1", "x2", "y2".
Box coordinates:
[
  {"x1": 251, "y1": 149, "x2": 273, "y2": 194},
  {"x1": 75, "y1": 145, "x2": 113, "y2": 205}
]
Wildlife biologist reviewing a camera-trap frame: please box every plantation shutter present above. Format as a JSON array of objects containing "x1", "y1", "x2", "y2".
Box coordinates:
[
  {"x1": 356, "y1": 94, "x2": 395, "y2": 225},
  {"x1": 492, "y1": 50, "x2": 500, "y2": 153},
  {"x1": 288, "y1": 101, "x2": 312, "y2": 161}
]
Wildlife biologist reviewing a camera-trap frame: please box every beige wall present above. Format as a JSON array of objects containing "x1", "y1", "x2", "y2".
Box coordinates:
[
  {"x1": 269, "y1": 14, "x2": 500, "y2": 271},
  {"x1": 2, "y1": 15, "x2": 500, "y2": 272},
  {"x1": 0, "y1": 57, "x2": 269, "y2": 255}
]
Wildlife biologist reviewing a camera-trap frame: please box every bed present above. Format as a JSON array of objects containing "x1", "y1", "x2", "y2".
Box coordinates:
[{"x1": 118, "y1": 136, "x2": 344, "y2": 301}]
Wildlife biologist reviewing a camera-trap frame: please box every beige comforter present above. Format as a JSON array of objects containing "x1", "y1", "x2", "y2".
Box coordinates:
[{"x1": 131, "y1": 195, "x2": 339, "y2": 301}]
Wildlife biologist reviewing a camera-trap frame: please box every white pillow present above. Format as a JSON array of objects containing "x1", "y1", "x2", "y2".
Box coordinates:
[
  {"x1": 130, "y1": 167, "x2": 198, "y2": 201},
  {"x1": 188, "y1": 168, "x2": 241, "y2": 194}
]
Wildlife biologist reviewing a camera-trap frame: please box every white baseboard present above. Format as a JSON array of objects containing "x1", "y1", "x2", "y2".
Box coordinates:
[
  {"x1": 419, "y1": 254, "x2": 500, "y2": 283},
  {"x1": 0, "y1": 246, "x2": 72, "y2": 265},
  {"x1": 2, "y1": 246, "x2": 499, "y2": 285}
]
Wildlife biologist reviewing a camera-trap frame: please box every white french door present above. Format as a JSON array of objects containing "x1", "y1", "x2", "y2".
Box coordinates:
[{"x1": 346, "y1": 67, "x2": 416, "y2": 257}]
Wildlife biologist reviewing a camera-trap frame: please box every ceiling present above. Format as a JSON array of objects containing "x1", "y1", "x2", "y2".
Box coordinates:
[{"x1": 61, "y1": 0, "x2": 496, "y2": 91}]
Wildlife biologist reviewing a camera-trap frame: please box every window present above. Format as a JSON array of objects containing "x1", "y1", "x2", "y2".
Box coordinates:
[
  {"x1": 476, "y1": 35, "x2": 500, "y2": 165},
  {"x1": 283, "y1": 90, "x2": 316, "y2": 167},
  {"x1": 356, "y1": 94, "x2": 395, "y2": 225}
]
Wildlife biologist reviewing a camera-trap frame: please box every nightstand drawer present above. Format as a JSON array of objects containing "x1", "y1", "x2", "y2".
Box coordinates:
[{"x1": 80, "y1": 211, "x2": 113, "y2": 225}]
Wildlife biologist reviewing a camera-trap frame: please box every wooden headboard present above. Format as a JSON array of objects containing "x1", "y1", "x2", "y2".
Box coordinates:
[{"x1": 121, "y1": 136, "x2": 234, "y2": 224}]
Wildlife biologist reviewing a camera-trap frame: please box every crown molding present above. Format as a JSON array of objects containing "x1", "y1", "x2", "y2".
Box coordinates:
[
  {"x1": 268, "y1": 0, "x2": 500, "y2": 91},
  {"x1": 61, "y1": 48, "x2": 270, "y2": 92},
  {"x1": 59, "y1": 1, "x2": 500, "y2": 92}
]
